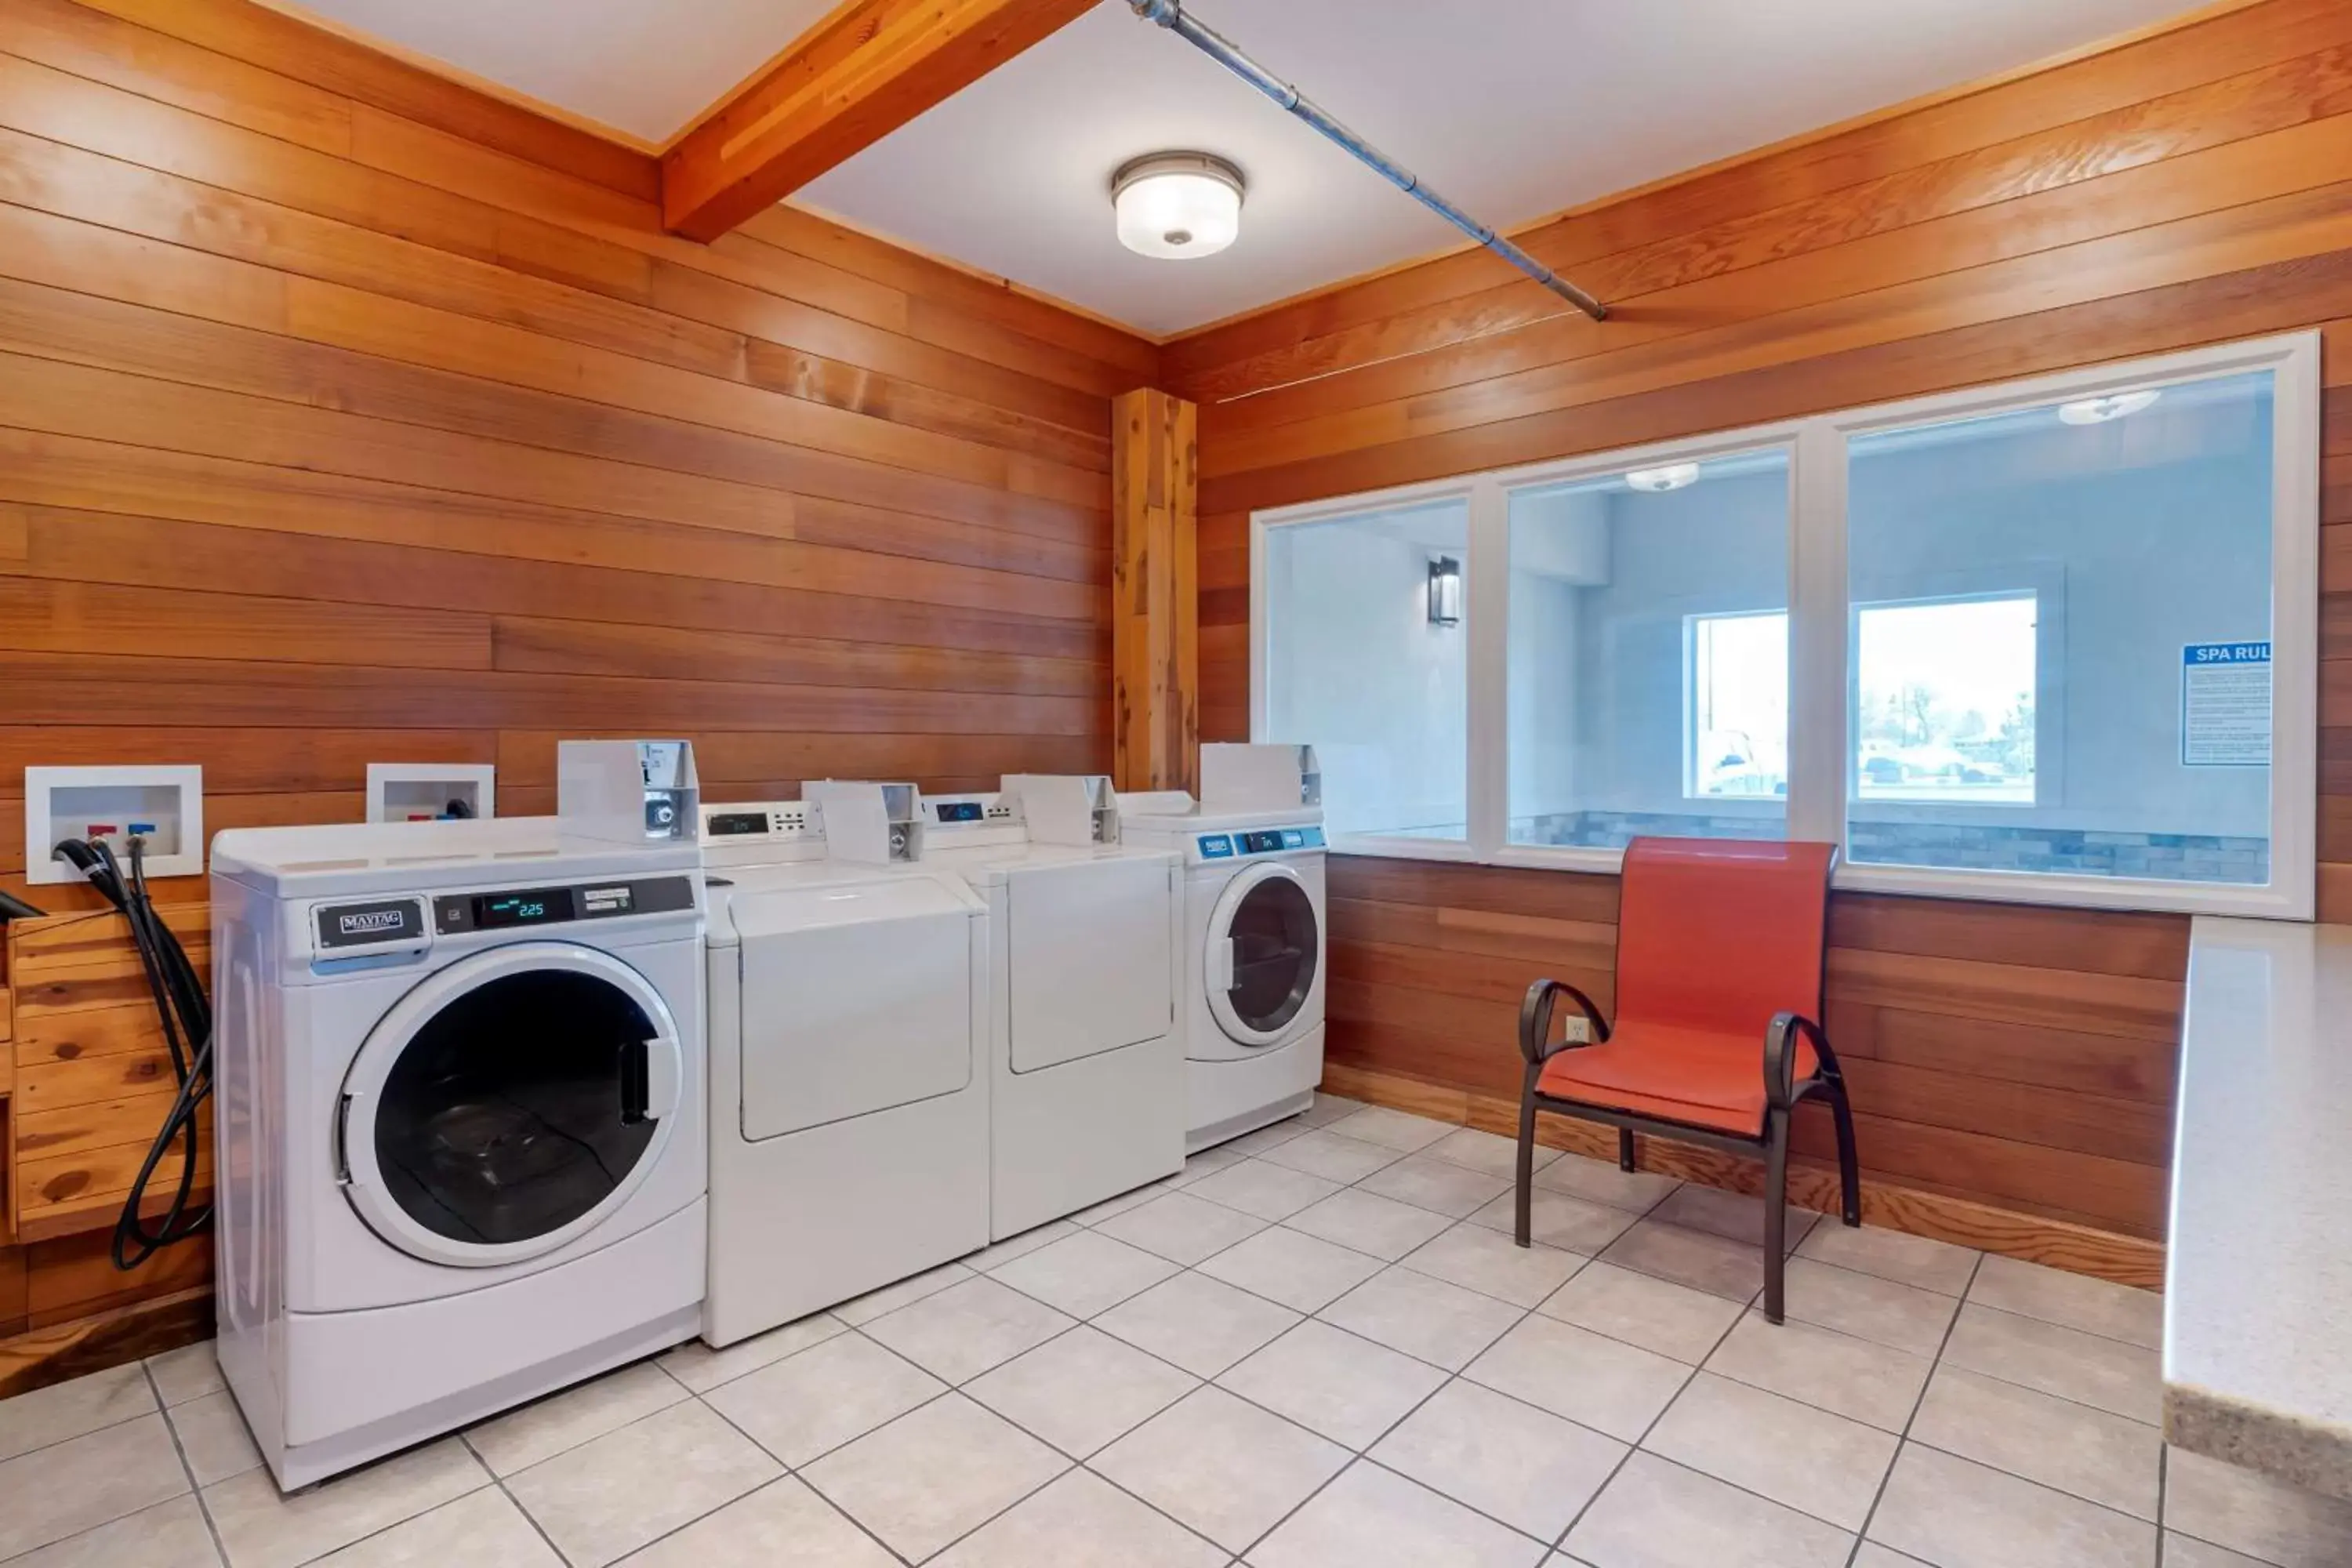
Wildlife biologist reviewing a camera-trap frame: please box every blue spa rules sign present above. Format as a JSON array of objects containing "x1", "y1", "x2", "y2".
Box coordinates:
[{"x1": 2181, "y1": 642, "x2": 2271, "y2": 767}]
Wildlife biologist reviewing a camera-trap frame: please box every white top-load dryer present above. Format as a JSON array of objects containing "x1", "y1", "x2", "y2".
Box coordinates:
[
  {"x1": 699, "y1": 791, "x2": 990, "y2": 1345},
  {"x1": 1124, "y1": 746, "x2": 1330, "y2": 1152},
  {"x1": 917, "y1": 776, "x2": 1184, "y2": 1238},
  {"x1": 210, "y1": 817, "x2": 708, "y2": 1489}
]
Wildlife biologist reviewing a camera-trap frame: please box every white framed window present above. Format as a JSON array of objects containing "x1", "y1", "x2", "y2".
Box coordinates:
[
  {"x1": 1254, "y1": 480, "x2": 1475, "y2": 855},
  {"x1": 1251, "y1": 331, "x2": 2320, "y2": 917}
]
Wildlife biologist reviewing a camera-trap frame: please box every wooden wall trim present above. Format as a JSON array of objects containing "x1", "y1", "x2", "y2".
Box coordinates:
[
  {"x1": 1319, "y1": 1063, "x2": 2165, "y2": 1290},
  {"x1": 0, "y1": 1283, "x2": 211, "y2": 1399}
]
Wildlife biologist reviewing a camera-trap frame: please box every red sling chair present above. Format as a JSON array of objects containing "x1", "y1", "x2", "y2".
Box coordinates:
[{"x1": 1514, "y1": 837, "x2": 1860, "y2": 1323}]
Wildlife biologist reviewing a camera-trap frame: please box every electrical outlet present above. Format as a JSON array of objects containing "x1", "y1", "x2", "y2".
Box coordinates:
[{"x1": 1559, "y1": 1014, "x2": 1592, "y2": 1044}]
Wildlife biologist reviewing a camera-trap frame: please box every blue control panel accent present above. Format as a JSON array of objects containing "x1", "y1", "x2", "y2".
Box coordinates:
[{"x1": 1198, "y1": 826, "x2": 1323, "y2": 860}]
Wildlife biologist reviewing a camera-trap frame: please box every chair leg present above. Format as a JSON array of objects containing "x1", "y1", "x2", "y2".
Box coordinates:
[
  {"x1": 1762, "y1": 1106, "x2": 1790, "y2": 1324},
  {"x1": 1828, "y1": 1076, "x2": 1861, "y2": 1228},
  {"x1": 1515, "y1": 1092, "x2": 1537, "y2": 1248},
  {"x1": 1617, "y1": 1127, "x2": 1636, "y2": 1173}
]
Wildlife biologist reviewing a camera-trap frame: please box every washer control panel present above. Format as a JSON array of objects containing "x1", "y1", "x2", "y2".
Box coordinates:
[
  {"x1": 1194, "y1": 826, "x2": 1323, "y2": 862},
  {"x1": 428, "y1": 875, "x2": 696, "y2": 935}
]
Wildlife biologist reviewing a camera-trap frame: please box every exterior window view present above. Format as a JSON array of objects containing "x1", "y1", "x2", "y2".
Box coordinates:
[
  {"x1": 1684, "y1": 593, "x2": 2044, "y2": 807},
  {"x1": 1688, "y1": 609, "x2": 1790, "y2": 801},
  {"x1": 1853, "y1": 595, "x2": 2038, "y2": 805}
]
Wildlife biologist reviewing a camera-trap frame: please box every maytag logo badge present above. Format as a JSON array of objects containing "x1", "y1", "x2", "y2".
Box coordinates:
[{"x1": 339, "y1": 910, "x2": 406, "y2": 935}]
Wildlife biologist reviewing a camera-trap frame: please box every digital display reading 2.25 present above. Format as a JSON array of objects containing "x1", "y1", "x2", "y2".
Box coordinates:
[{"x1": 473, "y1": 887, "x2": 578, "y2": 928}]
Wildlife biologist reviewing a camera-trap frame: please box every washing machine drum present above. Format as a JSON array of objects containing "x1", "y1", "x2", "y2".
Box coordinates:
[
  {"x1": 338, "y1": 944, "x2": 684, "y2": 1269},
  {"x1": 1207, "y1": 864, "x2": 1319, "y2": 1047}
]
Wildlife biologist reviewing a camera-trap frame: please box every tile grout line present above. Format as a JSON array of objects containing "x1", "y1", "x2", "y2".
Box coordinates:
[
  {"x1": 1930, "y1": 1304, "x2": 2166, "y2": 1425},
  {"x1": 1839, "y1": 1246, "x2": 1985, "y2": 1567},
  {"x1": 687, "y1": 1397, "x2": 924, "y2": 1566},
  {"x1": 1221, "y1": 1289, "x2": 1546, "y2": 1563},
  {"x1": 1956, "y1": 1291, "x2": 2168, "y2": 1352},
  {"x1": 0, "y1": 1348, "x2": 205, "y2": 1471},
  {"x1": 1549, "y1": 1262, "x2": 1762, "y2": 1556},
  {"x1": 959, "y1": 1243, "x2": 1564, "y2": 1559},
  {"x1": 147, "y1": 1358, "x2": 236, "y2": 1568},
  {"x1": 4, "y1": 1108, "x2": 2186, "y2": 1567},
  {"x1": 1196, "y1": 1126, "x2": 1691, "y2": 1561},
  {"x1": 2157, "y1": 1439, "x2": 2172, "y2": 1563},
  {"x1": 868, "y1": 1126, "x2": 1642, "y2": 1559},
  {"x1": 1598, "y1": 1211, "x2": 2013, "y2": 1547},
  {"x1": 818, "y1": 1312, "x2": 1238, "y2": 1564},
  {"x1": 465, "y1": 1424, "x2": 577, "y2": 1568}
]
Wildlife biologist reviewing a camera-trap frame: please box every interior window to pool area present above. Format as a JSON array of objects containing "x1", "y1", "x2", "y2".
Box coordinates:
[{"x1": 1251, "y1": 337, "x2": 2315, "y2": 917}]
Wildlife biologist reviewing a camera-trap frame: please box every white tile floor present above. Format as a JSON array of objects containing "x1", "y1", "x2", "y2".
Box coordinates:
[{"x1": 4, "y1": 1092, "x2": 2349, "y2": 1566}]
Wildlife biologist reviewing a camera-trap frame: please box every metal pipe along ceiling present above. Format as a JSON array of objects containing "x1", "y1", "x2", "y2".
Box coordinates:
[{"x1": 1127, "y1": 0, "x2": 1608, "y2": 321}]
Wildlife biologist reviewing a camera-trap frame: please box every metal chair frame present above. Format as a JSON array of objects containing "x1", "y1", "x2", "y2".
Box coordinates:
[{"x1": 1514, "y1": 979, "x2": 1861, "y2": 1323}]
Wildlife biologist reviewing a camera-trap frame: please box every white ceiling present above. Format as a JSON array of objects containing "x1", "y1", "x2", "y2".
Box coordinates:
[
  {"x1": 285, "y1": 0, "x2": 2209, "y2": 337},
  {"x1": 280, "y1": 0, "x2": 839, "y2": 144}
]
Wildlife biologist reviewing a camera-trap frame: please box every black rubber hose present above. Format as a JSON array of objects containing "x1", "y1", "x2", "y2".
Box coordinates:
[{"x1": 54, "y1": 835, "x2": 215, "y2": 1269}]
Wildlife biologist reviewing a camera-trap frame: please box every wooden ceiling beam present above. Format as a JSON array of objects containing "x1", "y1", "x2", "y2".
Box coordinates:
[{"x1": 662, "y1": 0, "x2": 1098, "y2": 243}]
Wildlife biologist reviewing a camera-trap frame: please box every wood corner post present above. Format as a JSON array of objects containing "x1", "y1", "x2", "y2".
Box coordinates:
[{"x1": 1112, "y1": 387, "x2": 1199, "y2": 797}]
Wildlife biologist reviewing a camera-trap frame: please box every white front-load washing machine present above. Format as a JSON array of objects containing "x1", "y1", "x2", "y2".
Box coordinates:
[
  {"x1": 699, "y1": 798, "x2": 990, "y2": 1345},
  {"x1": 210, "y1": 818, "x2": 708, "y2": 1490},
  {"x1": 919, "y1": 778, "x2": 1184, "y2": 1238},
  {"x1": 1120, "y1": 802, "x2": 1328, "y2": 1152}
]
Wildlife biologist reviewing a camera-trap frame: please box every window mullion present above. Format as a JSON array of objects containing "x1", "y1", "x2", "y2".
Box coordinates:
[
  {"x1": 1788, "y1": 422, "x2": 1849, "y2": 849},
  {"x1": 1466, "y1": 474, "x2": 1510, "y2": 861}
]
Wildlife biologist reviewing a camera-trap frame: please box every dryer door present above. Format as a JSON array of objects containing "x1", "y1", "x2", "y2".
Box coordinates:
[
  {"x1": 1205, "y1": 862, "x2": 1320, "y2": 1048},
  {"x1": 1007, "y1": 857, "x2": 1174, "y2": 1073},
  {"x1": 732, "y1": 877, "x2": 978, "y2": 1139},
  {"x1": 337, "y1": 942, "x2": 683, "y2": 1269}
]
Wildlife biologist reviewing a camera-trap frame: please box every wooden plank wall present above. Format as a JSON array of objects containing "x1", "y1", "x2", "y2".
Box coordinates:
[
  {"x1": 1171, "y1": 0, "x2": 2352, "y2": 1243},
  {"x1": 9, "y1": 904, "x2": 212, "y2": 1243},
  {"x1": 0, "y1": 0, "x2": 1155, "y2": 916},
  {"x1": 0, "y1": 0, "x2": 1151, "y2": 1357}
]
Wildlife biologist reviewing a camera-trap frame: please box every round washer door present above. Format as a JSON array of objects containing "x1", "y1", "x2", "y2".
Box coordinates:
[
  {"x1": 1205, "y1": 861, "x2": 1320, "y2": 1047},
  {"x1": 338, "y1": 942, "x2": 683, "y2": 1269}
]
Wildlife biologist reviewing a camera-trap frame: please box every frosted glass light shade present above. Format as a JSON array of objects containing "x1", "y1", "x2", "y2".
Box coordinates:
[
  {"x1": 1113, "y1": 153, "x2": 1244, "y2": 260},
  {"x1": 2058, "y1": 389, "x2": 2162, "y2": 425},
  {"x1": 1625, "y1": 463, "x2": 1700, "y2": 492}
]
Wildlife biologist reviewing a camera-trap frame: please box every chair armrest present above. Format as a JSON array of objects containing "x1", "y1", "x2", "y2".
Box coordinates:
[
  {"x1": 1522, "y1": 979, "x2": 1610, "y2": 1065},
  {"x1": 1764, "y1": 1011, "x2": 1828, "y2": 1111}
]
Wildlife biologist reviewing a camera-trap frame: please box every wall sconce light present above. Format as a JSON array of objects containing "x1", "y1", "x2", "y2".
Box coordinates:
[{"x1": 1428, "y1": 556, "x2": 1462, "y2": 626}]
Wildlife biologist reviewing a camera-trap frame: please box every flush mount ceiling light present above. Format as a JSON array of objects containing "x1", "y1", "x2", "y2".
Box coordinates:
[
  {"x1": 1624, "y1": 463, "x2": 1700, "y2": 493},
  {"x1": 1112, "y1": 152, "x2": 1245, "y2": 260},
  {"x1": 2058, "y1": 389, "x2": 2162, "y2": 425}
]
